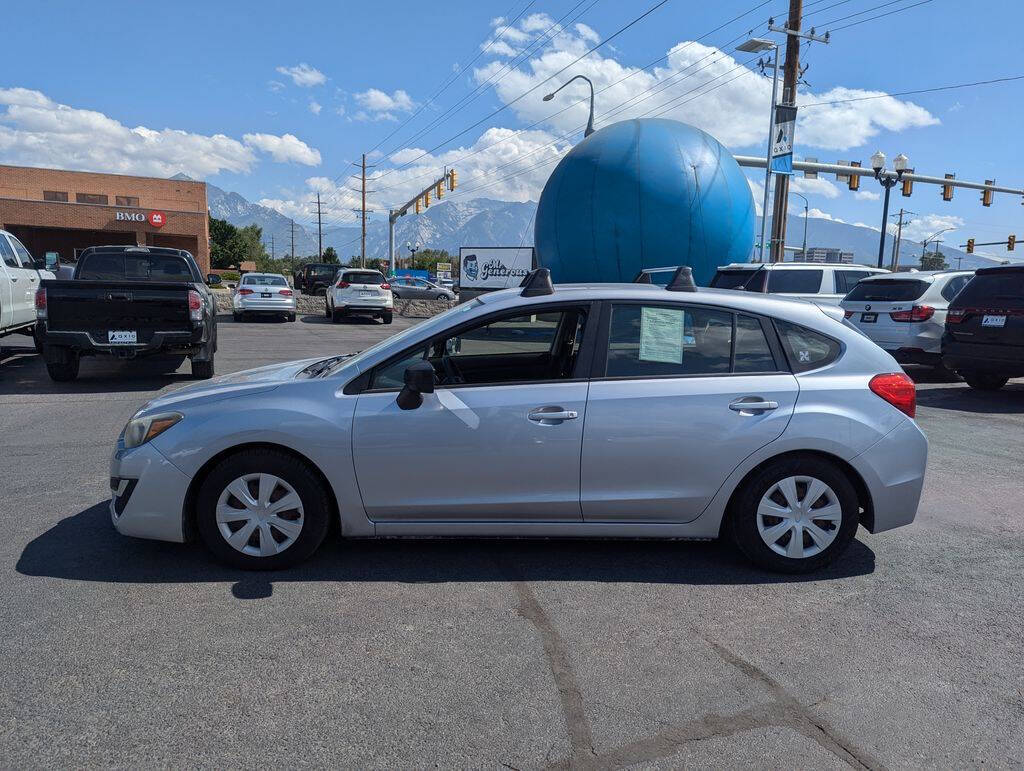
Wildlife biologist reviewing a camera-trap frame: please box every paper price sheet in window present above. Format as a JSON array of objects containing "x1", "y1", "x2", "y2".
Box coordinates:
[{"x1": 639, "y1": 306, "x2": 695, "y2": 364}]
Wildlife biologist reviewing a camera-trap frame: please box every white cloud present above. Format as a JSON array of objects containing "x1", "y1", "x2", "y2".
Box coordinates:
[
  {"x1": 242, "y1": 133, "x2": 321, "y2": 166},
  {"x1": 353, "y1": 88, "x2": 416, "y2": 121},
  {"x1": 276, "y1": 63, "x2": 326, "y2": 87},
  {"x1": 0, "y1": 86, "x2": 256, "y2": 178},
  {"x1": 854, "y1": 190, "x2": 881, "y2": 201},
  {"x1": 334, "y1": 105, "x2": 346, "y2": 117},
  {"x1": 898, "y1": 213, "x2": 965, "y2": 243},
  {"x1": 308, "y1": 100, "x2": 322, "y2": 115},
  {"x1": 807, "y1": 208, "x2": 846, "y2": 224},
  {"x1": 790, "y1": 176, "x2": 841, "y2": 199},
  {"x1": 267, "y1": 80, "x2": 286, "y2": 92}
]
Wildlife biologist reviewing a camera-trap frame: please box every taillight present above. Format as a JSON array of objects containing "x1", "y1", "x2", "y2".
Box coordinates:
[
  {"x1": 843, "y1": 310, "x2": 854, "y2": 319},
  {"x1": 237, "y1": 288, "x2": 254, "y2": 296},
  {"x1": 869, "y1": 373, "x2": 916, "y2": 418},
  {"x1": 280, "y1": 289, "x2": 293, "y2": 297},
  {"x1": 889, "y1": 305, "x2": 934, "y2": 322},
  {"x1": 35, "y1": 287, "x2": 47, "y2": 319},
  {"x1": 187, "y1": 289, "x2": 204, "y2": 322},
  {"x1": 380, "y1": 283, "x2": 391, "y2": 290},
  {"x1": 336, "y1": 281, "x2": 350, "y2": 289},
  {"x1": 945, "y1": 308, "x2": 966, "y2": 324}
]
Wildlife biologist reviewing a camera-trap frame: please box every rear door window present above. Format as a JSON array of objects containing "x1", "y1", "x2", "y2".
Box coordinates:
[
  {"x1": 835, "y1": 270, "x2": 876, "y2": 295},
  {"x1": 606, "y1": 304, "x2": 733, "y2": 377},
  {"x1": 952, "y1": 272, "x2": 1024, "y2": 308},
  {"x1": 767, "y1": 270, "x2": 823, "y2": 294},
  {"x1": 774, "y1": 320, "x2": 841, "y2": 373},
  {"x1": 845, "y1": 279, "x2": 929, "y2": 302}
]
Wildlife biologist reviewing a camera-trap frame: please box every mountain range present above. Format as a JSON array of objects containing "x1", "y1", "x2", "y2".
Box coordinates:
[{"x1": 205, "y1": 180, "x2": 1011, "y2": 271}]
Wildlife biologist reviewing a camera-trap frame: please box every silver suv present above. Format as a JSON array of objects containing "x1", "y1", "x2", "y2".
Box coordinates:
[{"x1": 109, "y1": 269, "x2": 927, "y2": 574}]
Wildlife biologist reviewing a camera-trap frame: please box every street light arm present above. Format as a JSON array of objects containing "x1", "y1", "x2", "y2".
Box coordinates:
[{"x1": 544, "y1": 75, "x2": 596, "y2": 136}]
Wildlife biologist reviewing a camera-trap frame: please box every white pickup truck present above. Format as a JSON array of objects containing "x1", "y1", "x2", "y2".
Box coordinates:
[{"x1": 0, "y1": 228, "x2": 55, "y2": 350}]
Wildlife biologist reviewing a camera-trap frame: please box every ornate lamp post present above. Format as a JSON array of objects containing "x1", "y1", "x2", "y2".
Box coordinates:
[{"x1": 871, "y1": 151, "x2": 910, "y2": 268}]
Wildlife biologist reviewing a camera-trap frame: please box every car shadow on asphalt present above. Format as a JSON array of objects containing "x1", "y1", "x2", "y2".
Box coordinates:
[
  {"x1": 916, "y1": 384, "x2": 1024, "y2": 413},
  {"x1": 16, "y1": 501, "x2": 877, "y2": 599},
  {"x1": 0, "y1": 349, "x2": 188, "y2": 395},
  {"x1": 300, "y1": 315, "x2": 382, "y2": 325}
]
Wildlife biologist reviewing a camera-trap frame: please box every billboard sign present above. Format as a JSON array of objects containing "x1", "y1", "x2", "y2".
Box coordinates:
[{"x1": 459, "y1": 247, "x2": 535, "y2": 289}]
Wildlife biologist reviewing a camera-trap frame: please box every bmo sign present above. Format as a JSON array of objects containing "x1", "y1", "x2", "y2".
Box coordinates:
[{"x1": 115, "y1": 210, "x2": 167, "y2": 228}]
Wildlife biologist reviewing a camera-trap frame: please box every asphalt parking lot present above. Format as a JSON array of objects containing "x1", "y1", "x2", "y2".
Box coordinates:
[{"x1": 1, "y1": 312, "x2": 1022, "y2": 769}]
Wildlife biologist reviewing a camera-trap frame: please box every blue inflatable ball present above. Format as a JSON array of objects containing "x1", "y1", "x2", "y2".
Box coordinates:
[{"x1": 534, "y1": 118, "x2": 755, "y2": 286}]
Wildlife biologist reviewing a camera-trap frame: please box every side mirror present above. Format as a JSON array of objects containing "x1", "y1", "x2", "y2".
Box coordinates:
[
  {"x1": 206, "y1": 273, "x2": 222, "y2": 285},
  {"x1": 227, "y1": 283, "x2": 236, "y2": 289},
  {"x1": 34, "y1": 258, "x2": 47, "y2": 270},
  {"x1": 396, "y1": 361, "x2": 435, "y2": 410}
]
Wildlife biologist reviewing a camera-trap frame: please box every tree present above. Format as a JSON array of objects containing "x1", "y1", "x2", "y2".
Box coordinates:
[
  {"x1": 321, "y1": 246, "x2": 339, "y2": 264},
  {"x1": 209, "y1": 215, "x2": 242, "y2": 269},
  {"x1": 920, "y1": 250, "x2": 948, "y2": 271}
]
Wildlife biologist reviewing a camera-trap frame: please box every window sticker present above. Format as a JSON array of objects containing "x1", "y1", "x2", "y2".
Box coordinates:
[{"x1": 639, "y1": 307, "x2": 685, "y2": 364}]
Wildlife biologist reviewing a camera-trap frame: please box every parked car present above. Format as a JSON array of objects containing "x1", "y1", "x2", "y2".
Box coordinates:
[
  {"x1": 37, "y1": 246, "x2": 218, "y2": 381},
  {"x1": 941, "y1": 264, "x2": 1024, "y2": 390},
  {"x1": 0, "y1": 228, "x2": 54, "y2": 351},
  {"x1": 390, "y1": 276, "x2": 456, "y2": 302},
  {"x1": 232, "y1": 272, "x2": 296, "y2": 322},
  {"x1": 294, "y1": 263, "x2": 342, "y2": 295},
  {"x1": 711, "y1": 263, "x2": 888, "y2": 304},
  {"x1": 840, "y1": 270, "x2": 974, "y2": 368},
  {"x1": 325, "y1": 268, "x2": 393, "y2": 324},
  {"x1": 109, "y1": 268, "x2": 926, "y2": 574}
]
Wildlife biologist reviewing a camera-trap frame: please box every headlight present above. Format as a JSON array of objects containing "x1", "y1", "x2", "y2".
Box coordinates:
[{"x1": 123, "y1": 412, "x2": 183, "y2": 449}]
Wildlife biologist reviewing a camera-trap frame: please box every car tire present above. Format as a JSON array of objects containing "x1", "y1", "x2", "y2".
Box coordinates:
[
  {"x1": 233, "y1": 312, "x2": 243, "y2": 322},
  {"x1": 331, "y1": 308, "x2": 341, "y2": 324},
  {"x1": 191, "y1": 357, "x2": 215, "y2": 379},
  {"x1": 45, "y1": 348, "x2": 80, "y2": 382},
  {"x1": 33, "y1": 324, "x2": 44, "y2": 354},
  {"x1": 195, "y1": 448, "x2": 331, "y2": 570},
  {"x1": 382, "y1": 311, "x2": 393, "y2": 325},
  {"x1": 287, "y1": 313, "x2": 296, "y2": 322},
  {"x1": 728, "y1": 455, "x2": 859, "y2": 574},
  {"x1": 962, "y1": 372, "x2": 1008, "y2": 391}
]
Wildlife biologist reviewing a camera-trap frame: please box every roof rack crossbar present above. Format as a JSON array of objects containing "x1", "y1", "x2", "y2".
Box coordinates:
[{"x1": 520, "y1": 267, "x2": 554, "y2": 297}]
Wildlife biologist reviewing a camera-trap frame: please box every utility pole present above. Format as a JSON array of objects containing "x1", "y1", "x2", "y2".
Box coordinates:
[
  {"x1": 290, "y1": 219, "x2": 295, "y2": 259},
  {"x1": 270, "y1": 234, "x2": 275, "y2": 260},
  {"x1": 769, "y1": 0, "x2": 803, "y2": 262},
  {"x1": 361, "y1": 153, "x2": 367, "y2": 268},
  {"x1": 889, "y1": 208, "x2": 913, "y2": 271},
  {"x1": 314, "y1": 192, "x2": 323, "y2": 259}
]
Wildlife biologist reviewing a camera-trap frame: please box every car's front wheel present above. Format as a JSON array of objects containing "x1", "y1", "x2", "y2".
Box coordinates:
[
  {"x1": 728, "y1": 455, "x2": 858, "y2": 573},
  {"x1": 962, "y1": 372, "x2": 1008, "y2": 391},
  {"x1": 196, "y1": 449, "x2": 331, "y2": 570}
]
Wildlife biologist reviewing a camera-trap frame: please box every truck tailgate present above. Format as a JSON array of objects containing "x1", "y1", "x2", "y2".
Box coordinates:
[{"x1": 45, "y1": 281, "x2": 191, "y2": 344}]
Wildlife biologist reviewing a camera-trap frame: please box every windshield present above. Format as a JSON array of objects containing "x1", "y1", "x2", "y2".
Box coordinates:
[
  {"x1": 845, "y1": 279, "x2": 929, "y2": 302},
  {"x1": 322, "y1": 298, "x2": 483, "y2": 377},
  {"x1": 77, "y1": 252, "x2": 193, "y2": 281},
  {"x1": 243, "y1": 275, "x2": 287, "y2": 286}
]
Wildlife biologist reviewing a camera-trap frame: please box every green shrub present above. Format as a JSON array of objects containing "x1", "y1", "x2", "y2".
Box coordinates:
[{"x1": 219, "y1": 271, "x2": 240, "y2": 281}]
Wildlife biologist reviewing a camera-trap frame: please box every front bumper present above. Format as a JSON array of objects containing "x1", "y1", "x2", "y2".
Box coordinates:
[
  {"x1": 848, "y1": 418, "x2": 928, "y2": 533},
  {"x1": 109, "y1": 441, "x2": 190, "y2": 543}
]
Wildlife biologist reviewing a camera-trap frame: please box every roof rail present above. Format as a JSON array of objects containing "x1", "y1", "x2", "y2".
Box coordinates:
[
  {"x1": 665, "y1": 266, "x2": 697, "y2": 292},
  {"x1": 632, "y1": 271, "x2": 652, "y2": 284},
  {"x1": 520, "y1": 267, "x2": 554, "y2": 297}
]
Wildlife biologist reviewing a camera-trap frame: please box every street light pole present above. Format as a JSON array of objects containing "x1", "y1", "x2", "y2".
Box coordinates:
[
  {"x1": 791, "y1": 191, "x2": 809, "y2": 259},
  {"x1": 737, "y1": 38, "x2": 780, "y2": 262},
  {"x1": 870, "y1": 151, "x2": 909, "y2": 269},
  {"x1": 543, "y1": 75, "x2": 596, "y2": 137}
]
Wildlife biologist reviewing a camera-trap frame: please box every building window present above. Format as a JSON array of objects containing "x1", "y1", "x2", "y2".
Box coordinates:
[
  {"x1": 43, "y1": 190, "x2": 68, "y2": 202},
  {"x1": 115, "y1": 195, "x2": 140, "y2": 207},
  {"x1": 76, "y1": 193, "x2": 109, "y2": 205}
]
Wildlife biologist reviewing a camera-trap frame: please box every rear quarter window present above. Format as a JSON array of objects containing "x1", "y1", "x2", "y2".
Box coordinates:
[
  {"x1": 774, "y1": 319, "x2": 841, "y2": 373},
  {"x1": 940, "y1": 275, "x2": 972, "y2": 301}
]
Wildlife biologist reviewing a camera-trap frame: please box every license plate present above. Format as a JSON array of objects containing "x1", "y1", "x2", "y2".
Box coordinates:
[
  {"x1": 108, "y1": 330, "x2": 137, "y2": 344},
  {"x1": 982, "y1": 315, "x2": 1006, "y2": 327},
  {"x1": 261, "y1": 292, "x2": 272, "y2": 298},
  {"x1": 861, "y1": 312, "x2": 877, "y2": 323},
  {"x1": 360, "y1": 290, "x2": 374, "y2": 297}
]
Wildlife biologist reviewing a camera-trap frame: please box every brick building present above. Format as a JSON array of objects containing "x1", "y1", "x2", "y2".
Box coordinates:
[{"x1": 0, "y1": 164, "x2": 210, "y2": 273}]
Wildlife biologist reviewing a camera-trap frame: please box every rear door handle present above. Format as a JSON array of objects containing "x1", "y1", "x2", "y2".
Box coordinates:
[
  {"x1": 528, "y1": 407, "x2": 579, "y2": 424},
  {"x1": 729, "y1": 398, "x2": 779, "y2": 413}
]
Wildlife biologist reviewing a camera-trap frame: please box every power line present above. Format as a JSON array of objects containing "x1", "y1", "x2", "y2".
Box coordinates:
[
  {"x1": 800, "y1": 74, "x2": 1024, "y2": 107},
  {"x1": 827, "y1": 0, "x2": 935, "y2": 31}
]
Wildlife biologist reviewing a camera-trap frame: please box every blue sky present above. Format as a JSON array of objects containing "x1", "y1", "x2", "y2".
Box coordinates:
[{"x1": 2, "y1": 0, "x2": 1021, "y2": 258}]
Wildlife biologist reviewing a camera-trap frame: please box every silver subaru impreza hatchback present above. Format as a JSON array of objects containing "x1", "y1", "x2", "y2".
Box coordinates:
[{"x1": 110, "y1": 268, "x2": 927, "y2": 573}]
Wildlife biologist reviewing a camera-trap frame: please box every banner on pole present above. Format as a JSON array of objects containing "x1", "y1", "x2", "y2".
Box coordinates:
[{"x1": 770, "y1": 105, "x2": 797, "y2": 175}]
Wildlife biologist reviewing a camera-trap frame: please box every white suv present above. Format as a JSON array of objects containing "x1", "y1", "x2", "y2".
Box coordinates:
[
  {"x1": 325, "y1": 268, "x2": 393, "y2": 324},
  {"x1": 711, "y1": 263, "x2": 888, "y2": 304},
  {"x1": 0, "y1": 228, "x2": 54, "y2": 349}
]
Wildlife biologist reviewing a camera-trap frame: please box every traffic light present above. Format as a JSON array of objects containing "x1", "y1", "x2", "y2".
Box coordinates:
[
  {"x1": 901, "y1": 168, "x2": 913, "y2": 197},
  {"x1": 981, "y1": 181, "x2": 993, "y2": 207},
  {"x1": 448, "y1": 168, "x2": 457, "y2": 191},
  {"x1": 966, "y1": 238, "x2": 974, "y2": 254},
  {"x1": 423, "y1": 189, "x2": 430, "y2": 208},
  {"x1": 847, "y1": 161, "x2": 861, "y2": 192},
  {"x1": 415, "y1": 197, "x2": 421, "y2": 214},
  {"x1": 942, "y1": 173, "x2": 954, "y2": 201},
  {"x1": 1009, "y1": 234, "x2": 1016, "y2": 252},
  {"x1": 435, "y1": 180, "x2": 444, "y2": 199}
]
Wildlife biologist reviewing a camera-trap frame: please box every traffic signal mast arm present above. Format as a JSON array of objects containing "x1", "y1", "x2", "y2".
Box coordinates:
[
  {"x1": 387, "y1": 169, "x2": 456, "y2": 274},
  {"x1": 734, "y1": 156, "x2": 1024, "y2": 198}
]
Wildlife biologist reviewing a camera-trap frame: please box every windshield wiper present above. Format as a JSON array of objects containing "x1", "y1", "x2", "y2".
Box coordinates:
[{"x1": 313, "y1": 352, "x2": 360, "y2": 378}]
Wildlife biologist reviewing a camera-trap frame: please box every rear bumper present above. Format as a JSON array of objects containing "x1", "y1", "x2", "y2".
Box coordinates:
[
  {"x1": 890, "y1": 347, "x2": 942, "y2": 366},
  {"x1": 337, "y1": 301, "x2": 392, "y2": 314},
  {"x1": 848, "y1": 418, "x2": 928, "y2": 533},
  {"x1": 42, "y1": 324, "x2": 206, "y2": 358},
  {"x1": 233, "y1": 297, "x2": 296, "y2": 312},
  {"x1": 941, "y1": 336, "x2": 1024, "y2": 376}
]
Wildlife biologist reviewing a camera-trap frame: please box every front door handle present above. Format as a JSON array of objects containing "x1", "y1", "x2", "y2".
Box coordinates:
[
  {"x1": 528, "y1": 407, "x2": 579, "y2": 425},
  {"x1": 729, "y1": 398, "x2": 779, "y2": 413}
]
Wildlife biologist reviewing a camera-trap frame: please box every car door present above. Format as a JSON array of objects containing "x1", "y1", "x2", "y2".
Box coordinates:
[
  {"x1": 0, "y1": 234, "x2": 34, "y2": 327},
  {"x1": 581, "y1": 301, "x2": 799, "y2": 522},
  {"x1": 351, "y1": 302, "x2": 595, "y2": 521},
  {"x1": 0, "y1": 249, "x2": 14, "y2": 330}
]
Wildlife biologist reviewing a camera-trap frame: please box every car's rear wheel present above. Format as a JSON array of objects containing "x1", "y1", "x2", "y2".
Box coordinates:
[
  {"x1": 196, "y1": 449, "x2": 330, "y2": 570},
  {"x1": 324, "y1": 299, "x2": 331, "y2": 318},
  {"x1": 191, "y1": 356, "x2": 215, "y2": 379},
  {"x1": 962, "y1": 372, "x2": 1008, "y2": 391},
  {"x1": 382, "y1": 311, "x2": 393, "y2": 324},
  {"x1": 729, "y1": 455, "x2": 858, "y2": 573},
  {"x1": 44, "y1": 347, "x2": 80, "y2": 382},
  {"x1": 287, "y1": 313, "x2": 296, "y2": 322}
]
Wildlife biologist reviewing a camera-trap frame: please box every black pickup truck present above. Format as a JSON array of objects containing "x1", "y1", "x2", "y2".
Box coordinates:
[{"x1": 37, "y1": 246, "x2": 219, "y2": 382}]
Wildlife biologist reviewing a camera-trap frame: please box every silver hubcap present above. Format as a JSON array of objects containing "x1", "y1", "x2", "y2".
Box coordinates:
[
  {"x1": 756, "y1": 476, "x2": 842, "y2": 559},
  {"x1": 216, "y1": 473, "x2": 304, "y2": 557}
]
